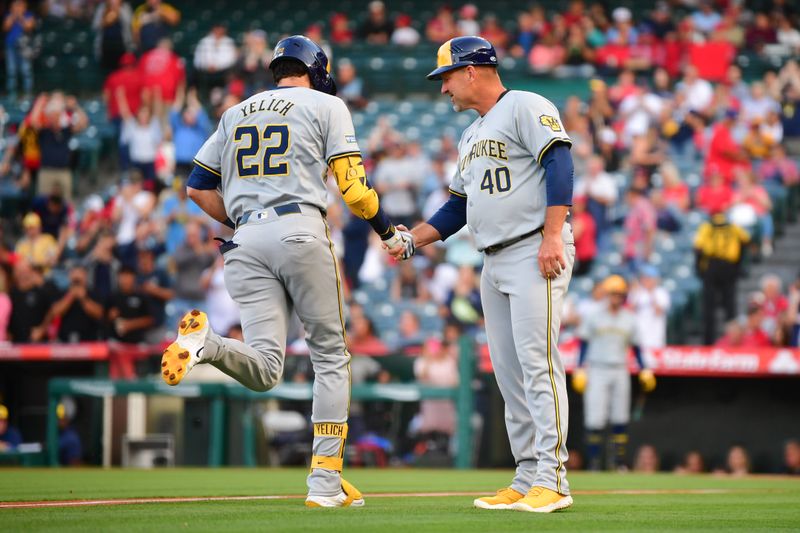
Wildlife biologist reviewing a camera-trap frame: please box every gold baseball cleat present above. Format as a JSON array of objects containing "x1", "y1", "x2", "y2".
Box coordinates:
[
  {"x1": 161, "y1": 309, "x2": 209, "y2": 386},
  {"x1": 473, "y1": 487, "x2": 525, "y2": 510},
  {"x1": 510, "y1": 486, "x2": 573, "y2": 513}
]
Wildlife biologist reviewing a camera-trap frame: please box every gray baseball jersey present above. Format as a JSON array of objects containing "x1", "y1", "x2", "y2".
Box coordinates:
[
  {"x1": 450, "y1": 90, "x2": 571, "y2": 251},
  {"x1": 578, "y1": 303, "x2": 640, "y2": 366},
  {"x1": 193, "y1": 86, "x2": 360, "y2": 221}
]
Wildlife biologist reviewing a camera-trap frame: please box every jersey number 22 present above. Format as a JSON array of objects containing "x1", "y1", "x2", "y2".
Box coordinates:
[{"x1": 234, "y1": 124, "x2": 290, "y2": 178}]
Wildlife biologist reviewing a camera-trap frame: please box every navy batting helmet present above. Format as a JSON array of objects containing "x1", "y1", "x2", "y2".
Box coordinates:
[
  {"x1": 270, "y1": 35, "x2": 336, "y2": 95},
  {"x1": 426, "y1": 36, "x2": 498, "y2": 80}
]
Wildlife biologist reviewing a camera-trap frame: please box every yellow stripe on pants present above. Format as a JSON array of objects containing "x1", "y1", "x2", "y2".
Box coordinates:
[{"x1": 546, "y1": 277, "x2": 565, "y2": 494}]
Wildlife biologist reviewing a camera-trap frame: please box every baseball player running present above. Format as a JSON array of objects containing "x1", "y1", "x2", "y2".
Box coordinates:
[
  {"x1": 571, "y1": 275, "x2": 656, "y2": 470},
  {"x1": 388, "y1": 36, "x2": 576, "y2": 513},
  {"x1": 161, "y1": 35, "x2": 409, "y2": 508}
]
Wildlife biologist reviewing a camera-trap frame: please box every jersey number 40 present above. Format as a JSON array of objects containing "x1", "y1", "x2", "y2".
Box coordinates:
[
  {"x1": 234, "y1": 124, "x2": 290, "y2": 178},
  {"x1": 480, "y1": 166, "x2": 512, "y2": 195}
]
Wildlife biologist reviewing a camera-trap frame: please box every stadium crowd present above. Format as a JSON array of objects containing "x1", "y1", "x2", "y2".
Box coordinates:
[{"x1": 1, "y1": 0, "x2": 800, "y2": 469}]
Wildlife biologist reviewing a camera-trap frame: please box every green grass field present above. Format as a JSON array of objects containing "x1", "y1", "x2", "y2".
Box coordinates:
[{"x1": 1, "y1": 468, "x2": 799, "y2": 532}]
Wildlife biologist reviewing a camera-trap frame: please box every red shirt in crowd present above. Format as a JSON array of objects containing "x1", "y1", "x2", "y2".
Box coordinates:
[
  {"x1": 103, "y1": 65, "x2": 142, "y2": 120},
  {"x1": 695, "y1": 181, "x2": 733, "y2": 214},
  {"x1": 762, "y1": 295, "x2": 789, "y2": 320},
  {"x1": 139, "y1": 47, "x2": 185, "y2": 104},
  {"x1": 705, "y1": 122, "x2": 751, "y2": 182},
  {"x1": 689, "y1": 41, "x2": 735, "y2": 82},
  {"x1": 572, "y1": 210, "x2": 597, "y2": 262},
  {"x1": 662, "y1": 181, "x2": 690, "y2": 211}
]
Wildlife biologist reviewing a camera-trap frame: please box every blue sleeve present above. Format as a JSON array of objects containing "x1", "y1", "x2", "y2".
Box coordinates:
[
  {"x1": 1, "y1": 427, "x2": 23, "y2": 449},
  {"x1": 169, "y1": 110, "x2": 180, "y2": 132},
  {"x1": 187, "y1": 164, "x2": 221, "y2": 190},
  {"x1": 540, "y1": 142, "x2": 573, "y2": 207},
  {"x1": 427, "y1": 190, "x2": 467, "y2": 241},
  {"x1": 632, "y1": 345, "x2": 645, "y2": 369},
  {"x1": 578, "y1": 339, "x2": 588, "y2": 366}
]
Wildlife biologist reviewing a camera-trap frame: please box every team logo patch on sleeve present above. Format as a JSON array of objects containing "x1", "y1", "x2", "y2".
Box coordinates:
[
  {"x1": 539, "y1": 115, "x2": 563, "y2": 132},
  {"x1": 345, "y1": 135, "x2": 357, "y2": 143}
]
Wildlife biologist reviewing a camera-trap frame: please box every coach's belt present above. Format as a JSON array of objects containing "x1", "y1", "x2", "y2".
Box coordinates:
[
  {"x1": 483, "y1": 226, "x2": 544, "y2": 255},
  {"x1": 236, "y1": 203, "x2": 322, "y2": 228}
]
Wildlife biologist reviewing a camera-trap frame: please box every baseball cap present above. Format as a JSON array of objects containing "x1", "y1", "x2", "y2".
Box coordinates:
[
  {"x1": 22, "y1": 212, "x2": 42, "y2": 229},
  {"x1": 0, "y1": 404, "x2": 8, "y2": 420}
]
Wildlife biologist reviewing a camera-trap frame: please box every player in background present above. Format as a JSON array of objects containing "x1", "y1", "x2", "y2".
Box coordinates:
[
  {"x1": 160, "y1": 35, "x2": 409, "y2": 508},
  {"x1": 571, "y1": 275, "x2": 656, "y2": 471},
  {"x1": 388, "y1": 36, "x2": 576, "y2": 513}
]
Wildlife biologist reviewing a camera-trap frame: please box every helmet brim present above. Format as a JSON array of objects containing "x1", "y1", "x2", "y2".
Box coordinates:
[{"x1": 426, "y1": 61, "x2": 497, "y2": 80}]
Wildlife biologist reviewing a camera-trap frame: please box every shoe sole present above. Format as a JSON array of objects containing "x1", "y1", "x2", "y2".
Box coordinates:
[
  {"x1": 473, "y1": 499, "x2": 515, "y2": 510},
  {"x1": 305, "y1": 498, "x2": 365, "y2": 508},
  {"x1": 510, "y1": 495, "x2": 573, "y2": 513},
  {"x1": 161, "y1": 309, "x2": 207, "y2": 386}
]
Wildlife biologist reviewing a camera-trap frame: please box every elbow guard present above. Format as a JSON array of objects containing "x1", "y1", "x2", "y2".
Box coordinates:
[{"x1": 330, "y1": 154, "x2": 380, "y2": 220}]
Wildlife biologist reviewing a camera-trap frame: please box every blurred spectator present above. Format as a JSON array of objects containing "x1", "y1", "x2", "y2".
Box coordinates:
[
  {"x1": 136, "y1": 247, "x2": 173, "y2": 337},
  {"x1": 529, "y1": 32, "x2": 565, "y2": 73},
  {"x1": 759, "y1": 275, "x2": 788, "y2": 339},
  {"x1": 633, "y1": 444, "x2": 660, "y2": 473},
  {"x1": 785, "y1": 440, "x2": 800, "y2": 475},
  {"x1": 676, "y1": 65, "x2": 714, "y2": 117},
  {"x1": 743, "y1": 82, "x2": 779, "y2": 124},
  {"x1": 783, "y1": 83, "x2": 800, "y2": 157},
  {"x1": 740, "y1": 303, "x2": 771, "y2": 345},
  {"x1": 8, "y1": 259, "x2": 56, "y2": 342},
  {"x1": 724, "y1": 445, "x2": 751, "y2": 476},
  {"x1": 397, "y1": 309, "x2": 425, "y2": 350},
  {"x1": 237, "y1": 30, "x2": 272, "y2": 96},
  {"x1": 691, "y1": 1, "x2": 721, "y2": 35},
  {"x1": 31, "y1": 183, "x2": 72, "y2": 243},
  {"x1": 729, "y1": 171, "x2": 773, "y2": 256},
  {"x1": 445, "y1": 266, "x2": 482, "y2": 330},
  {"x1": 3, "y1": 0, "x2": 36, "y2": 98},
  {"x1": 391, "y1": 260, "x2": 430, "y2": 303},
  {"x1": 695, "y1": 172, "x2": 733, "y2": 215},
  {"x1": 112, "y1": 174, "x2": 156, "y2": 255},
  {"x1": 705, "y1": 109, "x2": 750, "y2": 184},
  {"x1": 373, "y1": 141, "x2": 421, "y2": 227},
  {"x1": 509, "y1": 11, "x2": 536, "y2": 58},
  {"x1": 426, "y1": 6, "x2": 457, "y2": 43},
  {"x1": 776, "y1": 15, "x2": 800, "y2": 56},
  {"x1": 139, "y1": 38, "x2": 185, "y2": 105},
  {"x1": 651, "y1": 189, "x2": 681, "y2": 233},
  {"x1": 359, "y1": 1, "x2": 393, "y2": 45},
  {"x1": 119, "y1": 92, "x2": 163, "y2": 190},
  {"x1": 456, "y1": 4, "x2": 479, "y2": 37},
  {"x1": 570, "y1": 195, "x2": 596, "y2": 277},
  {"x1": 92, "y1": 0, "x2": 134, "y2": 73},
  {"x1": 103, "y1": 52, "x2": 142, "y2": 172},
  {"x1": 193, "y1": 23, "x2": 238, "y2": 93},
  {"x1": 574, "y1": 155, "x2": 618, "y2": 246},
  {"x1": 202, "y1": 255, "x2": 238, "y2": 337},
  {"x1": 695, "y1": 213, "x2": 749, "y2": 344},
  {"x1": 726, "y1": 64, "x2": 750, "y2": 103},
  {"x1": 788, "y1": 273, "x2": 800, "y2": 347},
  {"x1": 29, "y1": 93, "x2": 88, "y2": 202},
  {"x1": 132, "y1": 0, "x2": 180, "y2": 53},
  {"x1": 391, "y1": 14, "x2": 420, "y2": 47},
  {"x1": 50, "y1": 265, "x2": 105, "y2": 342},
  {"x1": 84, "y1": 232, "x2": 117, "y2": 303},
  {"x1": 629, "y1": 265, "x2": 670, "y2": 350},
  {"x1": 45, "y1": 0, "x2": 85, "y2": 18},
  {"x1": 329, "y1": 13, "x2": 353, "y2": 46},
  {"x1": 413, "y1": 338, "x2": 458, "y2": 435},
  {"x1": 170, "y1": 87, "x2": 211, "y2": 177},
  {"x1": 56, "y1": 403, "x2": 81, "y2": 465},
  {"x1": 642, "y1": 2, "x2": 674, "y2": 39},
  {"x1": 675, "y1": 450, "x2": 705, "y2": 474},
  {"x1": 623, "y1": 187, "x2": 656, "y2": 272},
  {"x1": 347, "y1": 303, "x2": 387, "y2": 355},
  {"x1": 15, "y1": 212, "x2": 59, "y2": 271},
  {"x1": 745, "y1": 12, "x2": 776, "y2": 53},
  {"x1": 606, "y1": 6, "x2": 638, "y2": 45},
  {"x1": 658, "y1": 162, "x2": 690, "y2": 212},
  {"x1": 480, "y1": 15, "x2": 509, "y2": 53},
  {"x1": 168, "y1": 221, "x2": 215, "y2": 323},
  {"x1": 0, "y1": 405, "x2": 22, "y2": 451},
  {"x1": 337, "y1": 60, "x2": 367, "y2": 110},
  {"x1": 107, "y1": 265, "x2": 154, "y2": 343},
  {"x1": 159, "y1": 179, "x2": 203, "y2": 254},
  {"x1": 0, "y1": 268, "x2": 10, "y2": 342}
]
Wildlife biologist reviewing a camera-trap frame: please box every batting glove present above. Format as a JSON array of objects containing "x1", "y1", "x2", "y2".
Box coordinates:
[
  {"x1": 571, "y1": 368, "x2": 587, "y2": 394},
  {"x1": 383, "y1": 229, "x2": 415, "y2": 260},
  {"x1": 638, "y1": 369, "x2": 657, "y2": 393}
]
